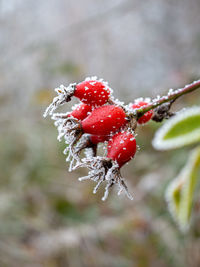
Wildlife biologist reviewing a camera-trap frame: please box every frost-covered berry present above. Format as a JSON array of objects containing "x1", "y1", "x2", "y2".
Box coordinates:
[
  {"x1": 107, "y1": 131, "x2": 136, "y2": 167},
  {"x1": 132, "y1": 101, "x2": 153, "y2": 124},
  {"x1": 75, "y1": 78, "x2": 111, "y2": 106},
  {"x1": 82, "y1": 105, "x2": 126, "y2": 135}
]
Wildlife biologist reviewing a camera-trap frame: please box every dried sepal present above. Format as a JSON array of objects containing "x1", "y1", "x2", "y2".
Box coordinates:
[
  {"x1": 69, "y1": 134, "x2": 97, "y2": 171},
  {"x1": 51, "y1": 112, "x2": 70, "y2": 120},
  {"x1": 77, "y1": 157, "x2": 133, "y2": 201},
  {"x1": 43, "y1": 83, "x2": 76, "y2": 117},
  {"x1": 52, "y1": 115, "x2": 81, "y2": 143},
  {"x1": 51, "y1": 114, "x2": 83, "y2": 171},
  {"x1": 102, "y1": 161, "x2": 133, "y2": 201}
]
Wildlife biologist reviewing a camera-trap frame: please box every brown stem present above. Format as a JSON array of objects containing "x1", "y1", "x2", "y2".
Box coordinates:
[{"x1": 135, "y1": 79, "x2": 200, "y2": 118}]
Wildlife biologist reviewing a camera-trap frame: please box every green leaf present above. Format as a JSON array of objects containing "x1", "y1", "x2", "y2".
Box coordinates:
[
  {"x1": 153, "y1": 107, "x2": 200, "y2": 150},
  {"x1": 165, "y1": 175, "x2": 184, "y2": 221},
  {"x1": 165, "y1": 146, "x2": 200, "y2": 232}
]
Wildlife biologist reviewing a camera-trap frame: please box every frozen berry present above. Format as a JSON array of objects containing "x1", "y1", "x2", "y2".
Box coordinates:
[
  {"x1": 75, "y1": 78, "x2": 111, "y2": 106},
  {"x1": 82, "y1": 105, "x2": 126, "y2": 135},
  {"x1": 107, "y1": 131, "x2": 136, "y2": 167}
]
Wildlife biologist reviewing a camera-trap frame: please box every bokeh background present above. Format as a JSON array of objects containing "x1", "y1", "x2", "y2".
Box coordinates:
[{"x1": 1, "y1": 0, "x2": 200, "y2": 266}]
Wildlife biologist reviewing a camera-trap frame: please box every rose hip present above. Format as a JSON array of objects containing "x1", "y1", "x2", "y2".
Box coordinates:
[
  {"x1": 75, "y1": 79, "x2": 111, "y2": 106},
  {"x1": 107, "y1": 131, "x2": 137, "y2": 168},
  {"x1": 82, "y1": 105, "x2": 126, "y2": 135}
]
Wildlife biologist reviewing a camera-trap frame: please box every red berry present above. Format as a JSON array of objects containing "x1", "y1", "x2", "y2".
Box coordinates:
[
  {"x1": 82, "y1": 105, "x2": 126, "y2": 135},
  {"x1": 89, "y1": 134, "x2": 110, "y2": 145},
  {"x1": 75, "y1": 79, "x2": 111, "y2": 106},
  {"x1": 131, "y1": 101, "x2": 153, "y2": 124},
  {"x1": 107, "y1": 131, "x2": 136, "y2": 168},
  {"x1": 68, "y1": 103, "x2": 92, "y2": 121}
]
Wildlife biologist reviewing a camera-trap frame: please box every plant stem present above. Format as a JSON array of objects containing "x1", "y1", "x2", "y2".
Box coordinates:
[{"x1": 136, "y1": 79, "x2": 200, "y2": 117}]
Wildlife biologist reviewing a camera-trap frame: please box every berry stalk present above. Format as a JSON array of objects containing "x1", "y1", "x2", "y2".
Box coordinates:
[{"x1": 135, "y1": 79, "x2": 200, "y2": 119}]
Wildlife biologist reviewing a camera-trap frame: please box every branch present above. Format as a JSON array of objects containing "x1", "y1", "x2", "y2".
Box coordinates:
[{"x1": 136, "y1": 79, "x2": 200, "y2": 118}]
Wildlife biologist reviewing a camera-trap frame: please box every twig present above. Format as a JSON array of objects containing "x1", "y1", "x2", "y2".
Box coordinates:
[{"x1": 136, "y1": 79, "x2": 200, "y2": 118}]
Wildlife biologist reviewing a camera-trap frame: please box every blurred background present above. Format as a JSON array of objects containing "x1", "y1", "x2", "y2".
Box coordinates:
[{"x1": 1, "y1": 0, "x2": 200, "y2": 266}]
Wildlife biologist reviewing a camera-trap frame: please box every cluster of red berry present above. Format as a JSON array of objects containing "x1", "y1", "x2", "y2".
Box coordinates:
[{"x1": 44, "y1": 77, "x2": 153, "y2": 200}]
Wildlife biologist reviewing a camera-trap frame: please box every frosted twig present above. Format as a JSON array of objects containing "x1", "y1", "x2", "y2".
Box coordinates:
[{"x1": 135, "y1": 79, "x2": 200, "y2": 119}]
